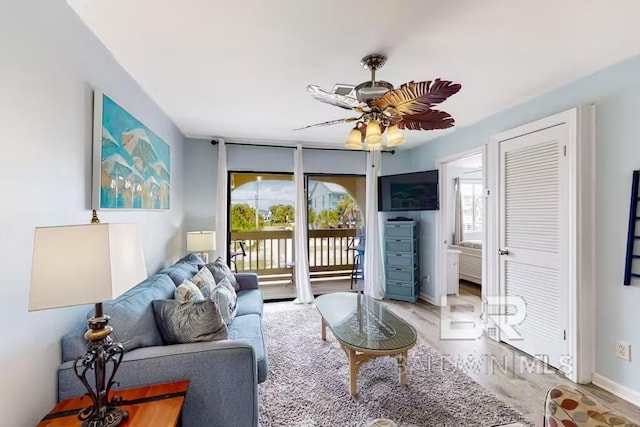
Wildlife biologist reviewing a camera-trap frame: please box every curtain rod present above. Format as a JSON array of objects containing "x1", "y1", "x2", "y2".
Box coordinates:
[{"x1": 210, "y1": 139, "x2": 395, "y2": 154}]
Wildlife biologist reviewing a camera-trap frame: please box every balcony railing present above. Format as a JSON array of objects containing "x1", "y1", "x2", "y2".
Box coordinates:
[{"x1": 230, "y1": 229, "x2": 358, "y2": 282}]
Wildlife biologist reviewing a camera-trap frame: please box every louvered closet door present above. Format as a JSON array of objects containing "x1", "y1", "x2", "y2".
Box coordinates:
[{"x1": 499, "y1": 124, "x2": 569, "y2": 370}]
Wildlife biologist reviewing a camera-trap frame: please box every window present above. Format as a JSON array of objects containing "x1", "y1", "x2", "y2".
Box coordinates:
[{"x1": 460, "y1": 180, "x2": 483, "y2": 237}]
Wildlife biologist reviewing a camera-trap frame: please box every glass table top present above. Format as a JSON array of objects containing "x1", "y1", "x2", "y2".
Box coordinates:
[{"x1": 315, "y1": 292, "x2": 417, "y2": 352}]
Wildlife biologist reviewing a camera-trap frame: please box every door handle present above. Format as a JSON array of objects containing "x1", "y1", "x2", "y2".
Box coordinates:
[{"x1": 498, "y1": 249, "x2": 509, "y2": 256}]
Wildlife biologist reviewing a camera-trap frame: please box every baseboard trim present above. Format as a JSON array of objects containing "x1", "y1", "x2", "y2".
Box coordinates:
[
  {"x1": 419, "y1": 292, "x2": 437, "y2": 306},
  {"x1": 592, "y1": 372, "x2": 640, "y2": 407}
]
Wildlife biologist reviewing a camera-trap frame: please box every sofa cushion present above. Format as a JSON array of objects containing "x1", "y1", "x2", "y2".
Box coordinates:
[
  {"x1": 236, "y1": 289, "x2": 263, "y2": 316},
  {"x1": 93, "y1": 273, "x2": 176, "y2": 352},
  {"x1": 152, "y1": 299, "x2": 228, "y2": 345},
  {"x1": 227, "y1": 313, "x2": 268, "y2": 383},
  {"x1": 177, "y1": 252, "x2": 205, "y2": 269},
  {"x1": 175, "y1": 280, "x2": 205, "y2": 302},
  {"x1": 205, "y1": 257, "x2": 240, "y2": 291},
  {"x1": 159, "y1": 261, "x2": 199, "y2": 286}
]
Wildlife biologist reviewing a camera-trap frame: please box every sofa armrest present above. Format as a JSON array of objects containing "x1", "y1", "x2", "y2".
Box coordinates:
[
  {"x1": 235, "y1": 272, "x2": 259, "y2": 291},
  {"x1": 58, "y1": 340, "x2": 258, "y2": 427}
]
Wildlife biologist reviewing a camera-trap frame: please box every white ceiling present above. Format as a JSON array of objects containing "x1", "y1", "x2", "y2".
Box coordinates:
[{"x1": 68, "y1": 0, "x2": 640, "y2": 149}]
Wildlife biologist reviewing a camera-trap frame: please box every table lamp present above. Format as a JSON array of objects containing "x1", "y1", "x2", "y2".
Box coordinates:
[
  {"x1": 29, "y1": 211, "x2": 147, "y2": 427},
  {"x1": 187, "y1": 230, "x2": 215, "y2": 263}
]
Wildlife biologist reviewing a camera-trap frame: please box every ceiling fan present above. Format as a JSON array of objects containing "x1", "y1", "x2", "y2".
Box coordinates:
[{"x1": 296, "y1": 54, "x2": 462, "y2": 150}]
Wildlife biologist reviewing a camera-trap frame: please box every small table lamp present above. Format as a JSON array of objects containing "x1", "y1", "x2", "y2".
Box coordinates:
[
  {"x1": 187, "y1": 230, "x2": 216, "y2": 263},
  {"x1": 29, "y1": 211, "x2": 147, "y2": 427}
]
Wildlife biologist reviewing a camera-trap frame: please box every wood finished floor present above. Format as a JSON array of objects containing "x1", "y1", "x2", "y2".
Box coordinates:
[{"x1": 263, "y1": 286, "x2": 640, "y2": 426}]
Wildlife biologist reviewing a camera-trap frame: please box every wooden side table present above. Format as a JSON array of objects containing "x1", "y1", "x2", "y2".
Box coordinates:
[{"x1": 37, "y1": 380, "x2": 189, "y2": 427}]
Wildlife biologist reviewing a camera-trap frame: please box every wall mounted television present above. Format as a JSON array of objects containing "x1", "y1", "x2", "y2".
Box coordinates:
[{"x1": 378, "y1": 170, "x2": 439, "y2": 211}]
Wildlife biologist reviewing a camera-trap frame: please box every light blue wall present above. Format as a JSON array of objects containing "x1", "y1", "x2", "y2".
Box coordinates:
[
  {"x1": 407, "y1": 54, "x2": 640, "y2": 393},
  {"x1": 0, "y1": 1, "x2": 186, "y2": 424}
]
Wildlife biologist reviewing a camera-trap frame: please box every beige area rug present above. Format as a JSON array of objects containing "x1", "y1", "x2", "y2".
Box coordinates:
[{"x1": 259, "y1": 308, "x2": 534, "y2": 427}]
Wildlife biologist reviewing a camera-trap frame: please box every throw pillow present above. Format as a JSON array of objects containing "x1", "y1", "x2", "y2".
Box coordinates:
[
  {"x1": 205, "y1": 257, "x2": 240, "y2": 291},
  {"x1": 152, "y1": 299, "x2": 228, "y2": 345},
  {"x1": 177, "y1": 252, "x2": 205, "y2": 269},
  {"x1": 174, "y1": 280, "x2": 205, "y2": 303},
  {"x1": 218, "y1": 276, "x2": 238, "y2": 312},
  {"x1": 190, "y1": 266, "x2": 217, "y2": 299},
  {"x1": 210, "y1": 276, "x2": 238, "y2": 325},
  {"x1": 160, "y1": 261, "x2": 199, "y2": 286}
]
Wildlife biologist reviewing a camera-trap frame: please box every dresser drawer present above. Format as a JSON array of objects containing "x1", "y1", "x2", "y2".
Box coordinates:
[
  {"x1": 386, "y1": 281, "x2": 414, "y2": 297},
  {"x1": 386, "y1": 253, "x2": 416, "y2": 268},
  {"x1": 385, "y1": 238, "x2": 415, "y2": 253},
  {"x1": 386, "y1": 266, "x2": 417, "y2": 282},
  {"x1": 385, "y1": 223, "x2": 415, "y2": 239}
]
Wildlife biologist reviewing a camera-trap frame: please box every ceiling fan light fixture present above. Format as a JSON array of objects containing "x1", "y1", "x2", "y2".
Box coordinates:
[
  {"x1": 365, "y1": 120, "x2": 383, "y2": 146},
  {"x1": 386, "y1": 125, "x2": 405, "y2": 147},
  {"x1": 366, "y1": 141, "x2": 382, "y2": 151},
  {"x1": 345, "y1": 128, "x2": 363, "y2": 149}
]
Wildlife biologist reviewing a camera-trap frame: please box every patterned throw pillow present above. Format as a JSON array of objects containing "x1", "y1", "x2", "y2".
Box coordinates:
[
  {"x1": 174, "y1": 280, "x2": 205, "y2": 303},
  {"x1": 210, "y1": 276, "x2": 238, "y2": 325},
  {"x1": 152, "y1": 299, "x2": 228, "y2": 345},
  {"x1": 190, "y1": 266, "x2": 216, "y2": 299},
  {"x1": 205, "y1": 257, "x2": 240, "y2": 291}
]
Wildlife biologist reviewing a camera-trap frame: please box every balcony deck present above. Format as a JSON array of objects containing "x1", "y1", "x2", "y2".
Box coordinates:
[
  {"x1": 230, "y1": 228, "x2": 362, "y2": 300},
  {"x1": 260, "y1": 277, "x2": 355, "y2": 300}
]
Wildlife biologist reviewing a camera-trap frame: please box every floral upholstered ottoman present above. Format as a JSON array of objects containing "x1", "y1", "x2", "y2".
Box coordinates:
[{"x1": 545, "y1": 384, "x2": 638, "y2": 426}]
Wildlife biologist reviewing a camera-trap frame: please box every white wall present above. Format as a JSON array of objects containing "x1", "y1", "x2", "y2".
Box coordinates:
[
  {"x1": 0, "y1": 1, "x2": 186, "y2": 425},
  {"x1": 407, "y1": 54, "x2": 640, "y2": 396}
]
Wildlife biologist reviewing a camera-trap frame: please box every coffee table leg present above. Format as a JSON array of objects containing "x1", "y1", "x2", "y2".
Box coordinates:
[
  {"x1": 397, "y1": 350, "x2": 408, "y2": 386},
  {"x1": 321, "y1": 317, "x2": 326, "y2": 341},
  {"x1": 349, "y1": 348, "x2": 358, "y2": 396}
]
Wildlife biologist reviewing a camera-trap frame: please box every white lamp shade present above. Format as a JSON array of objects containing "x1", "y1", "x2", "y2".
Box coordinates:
[
  {"x1": 187, "y1": 231, "x2": 216, "y2": 252},
  {"x1": 29, "y1": 223, "x2": 147, "y2": 311}
]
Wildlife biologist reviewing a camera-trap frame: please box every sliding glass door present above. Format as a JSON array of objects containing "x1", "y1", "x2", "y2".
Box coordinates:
[
  {"x1": 306, "y1": 174, "x2": 365, "y2": 282},
  {"x1": 228, "y1": 172, "x2": 294, "y2": 281}
]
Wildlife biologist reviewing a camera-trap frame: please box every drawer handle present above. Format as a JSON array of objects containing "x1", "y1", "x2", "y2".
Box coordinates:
[{"x1": 395, "y1": 240, "x2": 402, "y2": 242}]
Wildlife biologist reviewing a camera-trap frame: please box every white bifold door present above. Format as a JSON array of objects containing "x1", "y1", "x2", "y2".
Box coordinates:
[{"x1": 499, "y1": 124, "x2": 570, "y2": 369}]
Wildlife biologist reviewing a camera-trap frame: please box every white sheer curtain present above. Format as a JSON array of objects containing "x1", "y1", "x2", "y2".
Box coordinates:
[
  {"x1": 364, "y1": 151, "x2": 386, "y2": 299},
  {"x1": 215, "y1": 139, "x2": 228, "y2": 262},
  {"x1": 293, "y1": 144, "x2": 314, "y2": 304},
  {"x1": 453, "y1": 177, "x2": 463, "y2": 245}
]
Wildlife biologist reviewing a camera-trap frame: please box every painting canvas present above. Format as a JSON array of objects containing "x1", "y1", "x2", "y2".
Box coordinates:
[{"x1": 92, "y1": 91, "x2": 170, "y2": 210}]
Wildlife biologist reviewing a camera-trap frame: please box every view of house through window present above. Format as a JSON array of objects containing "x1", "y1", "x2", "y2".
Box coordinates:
[
  {"x1": 460, "y1": 180, "x2": 483, "y2": 239},
  {"x1": 228, "y1": 172, "x2": 365, "y2": 296}
]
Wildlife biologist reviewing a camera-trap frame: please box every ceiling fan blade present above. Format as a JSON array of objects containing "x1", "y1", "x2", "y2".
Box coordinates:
[
  {"x1": 373, "y1": 79, "x2": 461, "y2": 116},
  {"x1": 307, "y1": 85, "x2": 364, "y2": 110},
  {"x1": 293, "y1": 117, "x2": 359, "y2": 131},
  {"x1": 397, "y1": 109, "x2": 455, "y2": 131}
]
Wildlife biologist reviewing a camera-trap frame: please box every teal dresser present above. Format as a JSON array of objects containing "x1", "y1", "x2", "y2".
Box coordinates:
[{"x1": 384, "y1": 220, "x2": 419, "y2": 302}]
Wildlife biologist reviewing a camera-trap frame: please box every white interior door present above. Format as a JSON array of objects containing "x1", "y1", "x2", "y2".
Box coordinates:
[{"x1": 499, "y1": 124, "x2": 569, "y2": 369}]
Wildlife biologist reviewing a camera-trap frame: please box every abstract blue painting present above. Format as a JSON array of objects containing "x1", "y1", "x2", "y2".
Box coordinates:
[{"x1": 92, "y1": 91, "x2": 170, "y2": 210}]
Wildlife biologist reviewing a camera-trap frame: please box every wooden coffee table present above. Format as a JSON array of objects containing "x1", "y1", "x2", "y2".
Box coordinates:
[
  {"x1": 315, "y1": 292, "x2": 417, "y2": 396},
  {"x1": 37, "y1": 380, "x2": 189, "y2": 426}
]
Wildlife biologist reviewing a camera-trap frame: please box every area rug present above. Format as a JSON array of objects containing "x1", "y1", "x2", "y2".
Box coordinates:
[{"x1": 259, "y1": 308, "x2": 534, "y2": 427}]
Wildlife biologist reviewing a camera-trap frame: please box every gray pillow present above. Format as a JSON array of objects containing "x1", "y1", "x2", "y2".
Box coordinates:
[
  {"x1": 152, "y1": 299, "x2": 228, "y2": 345},
  {"x1": 205, "y1": 257, "x2": 240, "y2": 291}
]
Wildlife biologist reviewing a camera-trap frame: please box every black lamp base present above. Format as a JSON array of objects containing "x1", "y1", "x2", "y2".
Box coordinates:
[
  {"x1": 75, "y1": 302, "x2": 127, "y2": 427},
  {"x1": 81, "y1": 406, "x2": 128, "y2": 427}
]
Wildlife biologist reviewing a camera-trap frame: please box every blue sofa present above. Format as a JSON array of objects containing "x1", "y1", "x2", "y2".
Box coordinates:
[{"x1": 57, "y1": 255, "x2": 267, "y2": 427}]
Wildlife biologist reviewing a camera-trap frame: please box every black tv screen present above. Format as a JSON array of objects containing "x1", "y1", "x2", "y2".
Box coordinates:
[{"x1": 378, "y1": 170, "x2": 439, "y2": 211}]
